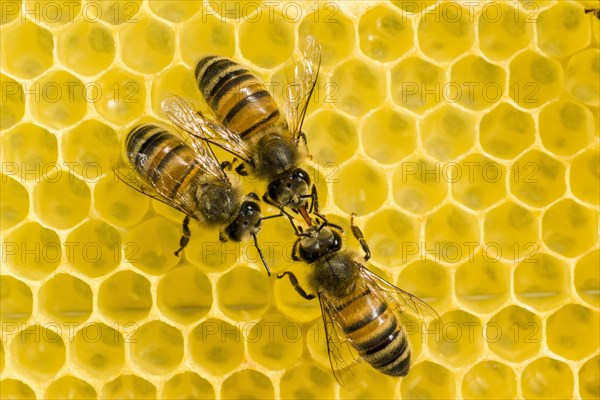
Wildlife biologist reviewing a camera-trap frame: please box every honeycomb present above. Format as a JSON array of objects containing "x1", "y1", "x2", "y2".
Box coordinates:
[{"x1": 0, "y1": 0, "x2": 599, "y2": 399}]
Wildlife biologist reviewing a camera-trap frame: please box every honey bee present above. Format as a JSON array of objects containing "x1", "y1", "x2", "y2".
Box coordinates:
[
  {"x1": 278, "y1": 213, "x2": 438, "y2": 382},
  {"x1": 162, "y1": 36, "x2": 321, "y2": 220},
  {"x1": 585, "y1": 7, "x2": 600, "y2": 19}
]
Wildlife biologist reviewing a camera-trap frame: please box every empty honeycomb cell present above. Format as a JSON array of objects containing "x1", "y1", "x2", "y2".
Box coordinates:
[
  {"x1": 0, "y1": 20, "x2": 53, "y2": 79},
  {"x1": 332, "y1": 159, "x2": 387, "y2": 215},
  {"x1": 0, "y1": 379, "x2": 35, "y2": 400},
  {"x1": 163, "y1": 372, "x2": 215, "y2": 400},
  {"x1": 455, "y1": 254, "x2": 510, "y2": 314},
  {"x1": 38, "y1": 273, "x2": 92, "y2": 325},
  {"x1": 151, "y1": 65, "x2": 203, "y2": 116},
  {"x1": 275, "y1": 264, "x2": 322, "y2": 323},
  {"x1": 452, "y1": 153, "x2": 506, "y2": 211},
  {"x1": 302, "y1": 109, "x2": 358, "y2": 166},
  {"x1": 66, "y1": 219, "x2": 121, "y2": 277},
  {"x1": 11, "y1": 324, "x2": 66, "y2": 382},
  {"x1": 479, "y1": 102, "x2": 536, "y2": 160},
  {"x1": 0, "y1": 175, "x2": 29, "y2": 230},
  {"x1": 94, "y1": 175, "x2": 150, "y2": 227},
  {"x1": 483, "y1": 202, "x2": 538, "y2": 263},
  {"x1": 0, "y1": 275, "x2": 33, "y2": 325},
  {"x1": 417, "y1": 2, "x2": 475, "y2": 61},
  {"x1": 358, "y1": 5, "x2": 413, "y2": 62},
  {"x1": 514, "y1": 253, "x2": 569, "y2": 312},
  {"x1": 280, "y1": 362, "x2": 334, "y2": 400},
  {"x1": 539, "y1": 100, "x2": 594, "y2": 156},
  {"x1": 217, "y1": 266, "x2": 271, "y2": 321},
  {"x1": 428, "y1": 310, "x2": 483, "y2": 367},
  {"x1": 361, "y1": 106, "x2": 417, "y2": 165},
  {"x1": 130, "y1": 320, "x2": 184, "y2": 375},
  {"x1": 185, "y1": 222, "x2": 242, "y2": 274},
  {"x1": 477, "y1": 2, "x2": 532, "y2": 60},
  {"x1": 338, "y1": 363, "x2": 397, "y2": 400},
  {"x1": 462, "y1": 360, "x2": 517, "y2": 399},
  {"x1": 575, "y1": 250, "x2": 600, "y2": 308},
  {"x1": 56, "y1": 19, "x2": 115, "y2": 76},
  {"x1": 521, "y1": 357, "x2": 574, "y2": 399},
  {"x1": 88, "y1": 1, "x2": 142, "y2": 25},
  {"x1": 449, "y1": 55, "x2": 506, "y2": 111},
  {"x1": 390, "y1": 0, "x2": 438, "y2": 13},
  {"x1": 537, "y1": 1, "x2": 591, "y2": 57},
  {"x1": 508, "y1": 51, "x2": 564, "y2": 109},
  {"x1": 565, "y1": 49, "x2": 600, "y2": 107},
  {"x1": 71, "y1": 322, "x2": 125, "y2": 379},
  {"x1": 542, "y1": 199, "x2": 598, "y2": 258},
  {"x1": 400, "y1": 361, "x2": 456, "y2": 399},
  {"x1": 510, "y1": 150, "x2": 566, "y2": 208},
  {"x1": 363, "y1": 208, "x2": 419, "y2": 266},
  {"x1": 102, "y1": 375, "x2": 156, "y2": 400},
  {"x1": 157, "y1": 264, "x2": 212, "y2": 324},
  {"x1": 222, "y1": 369, "x2": 274, "y2": 400},
  {"x1": 330, "y1": 59, "x2": 386, "y2": 117},
  {"x1": 391, "y1": 57, "x2": 446, "y2": 114},
  {"x1": 45, "y1": 376, "x2": 96, "y2": 400},
  {"x1": 424, "y1": 204, "x2": 480, "y2": 264},
  {"x1": 97, "y1": 270, "x2": 152, "y2": 324},
  {"x1": 124, "y1": 217, "x2": 180, "y2": 275},
  {"x1": 4, "y1": 222, "x2": 61, "y2": 280},
  {"x1": 399, "y1": 259, "x2": 452, "y2": 313},
  {"x1": 579, "y1": 355, "x2": 600, "y2": 400},
  {"x1": 120, "y1": 16, "x2": 175, "y2": 74},
  {"x1": 0, "y1": 74, "x2": 24, "y2": 129},
  {"x1": 420, "y1": 104, "x2": 476, "y2": 161},
  {"x1": 148, "y1": 0, "x2": 200, "y2": 22},
  {"x1": 93, "y1": 68, "x2": 146, "y2": 125},
  {"x1": 247, "y1": 314, "x2": 304, "y2": 370},
  {"x1": 0, "y1": 0, "x2": 21, "y2": 24},
  {"x1": 33, "y1": 170, "x2": 90, "y2": 229},
  {"x1": 488, "y1": 306, "x2": 542, "y2": 363},
  {"x1": 179, "y1": 14, "x2": 235, "y2": 66},
  {"x1": 392, "y1": 158, "x2": 448, "y2": 214},
  {"x1": 189, "y1": 319, "x2": 244, "y2": 376},
  {"x1": 571, "y1": 148, "x2": 600, "y2": 205},
  {"x1": 546, "y1": 304, "x2": 599, "y2": 361},
  {"x1": 239, "y1": 9, "x2": 294, "y2": 68}
]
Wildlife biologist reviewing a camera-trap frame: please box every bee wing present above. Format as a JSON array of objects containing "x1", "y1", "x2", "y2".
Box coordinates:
[
  {"x1": 284, "y1": 35, "x2": 321, "y2": 142},
  {"x1": 162, "y1": 94, "x2": 254, "y2": 165}
]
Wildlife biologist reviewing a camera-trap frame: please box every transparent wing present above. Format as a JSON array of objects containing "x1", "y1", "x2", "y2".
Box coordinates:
[
  {"x1": 162, "y1": 94, "x2": 253, "y2": 164},
  {"x1": 284, "y1": 35, "x2": 321, "y2": 142}
]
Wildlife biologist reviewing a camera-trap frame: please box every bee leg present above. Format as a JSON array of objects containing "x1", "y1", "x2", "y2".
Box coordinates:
[
  {"x1": 252, "y1": 232, "x2": 271, "y2": 277},
  {"x1": 291, "y1": 239, "x2": 302, "y2": 261},
  {"x1": 350, "y1": 213, "x2": 371, "y2": 261},
  {"x1": 220, "y1": 160, "x2": 232, "y2": 171},
  {"x1": 297, "y1": 131, "x2": 312, "y2": 160},
  {"x1": 309, "y1": 184, "x2": 318, "y2": 213},
  {"x1": 235, "y1": 163, "x2": 248, "y2": 176},
  {"x1": 277, "y1": 271, "x2": 315, "y2": 300},
  {"x1": 261, "y1": 209, "x2": 300, "y2": 235},
  {"x1": 174, "y1": 216, "x2": 192, "y2": 256}
]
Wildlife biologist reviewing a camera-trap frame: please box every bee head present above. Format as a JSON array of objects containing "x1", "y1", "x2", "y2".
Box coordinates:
[
  {"x1": 225, "y1": 201, "x2": 262, "y2": 242},
  {"x1": 297, "y1": 226, "x2": 342, "y2": 264},
  {"x1": 267, "y1": 168, "x2": 311, "y2": 211}
]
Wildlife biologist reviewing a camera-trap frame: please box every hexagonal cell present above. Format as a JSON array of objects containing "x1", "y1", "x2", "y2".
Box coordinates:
[
  {"x1": 479, "y1": 102, "x2": 536, "y2": 160},
  {"x1": 363, "y1": 208, "x2": 419, "y2": 266},
  {"x1": 462, "y1": 360, "x2": 517, "y2": 399},
  {"x1": 0, "y1": 175, "x2": 29, "y2": 231},
  {"x1": 45, "y1": 376, "x2": 96, "y2": 400},
  {"x1": 179, "y1": 14, "x2": 235, "y2": 66},
  {"x1": 38, "y1": 273, "x2": 92, "y2": 325},
  {"x1": 102, "y1": 375, "x2": 156, "y2": 400},
  {"x1": 239, "y1": 9, "x2": 294, "y2": 68},
  {"x1": 11, "y1": 325, "x2": 66, "y2": 382},
  {"x1": 508, "y1": 51, "x2": 564, "y2": 109},
  {"x1": 361, "y1": 106, "x2": 417, "y2": 165},
  {"x1": 56, "y1": 19, "x2": 115, "y2": 76},
  {"x1": 510, "y1": 150, "x2": 566, "y2": 208},
  {"x1": 332, "y1": 159, "x2": 387, "y2": 215},
  {"x1": 452, "y1": 153, "x2": 506, "y2": 211},
  {"x1": 151, "y1": 65, "x2": 202, "y2": 116},
  {"x1": 302, "y1": 109, "x2": 358, "y2": 166},
  {"x1": 94, "y1": 174, "x2": 150, "y2": 227},
  {"x1": 542, "y1": 199, "x2": 598, "y2": 258},
  {"x1": 417, "y1": 2, "x2": 475, "y2": 61},
  {"x1": 515, "y1": 252, "x2": 569, "y2": 312},
  {"x1": 547, "y1": 304, "x2": 599, "y2": 361},
  {"x1": 420, "y1": 104, "x2": 476, "y2": 161},
  {"x1": 566, "y1": 49, "x2": 600, "y2": 107},
  {"x1": 0, "y1": 74, "x2": 24, "y2": 129},
  {"x1": 4, "y1": 222, "x2": 61, "y2": 280},
  {"x1": 428, "y1": 310, "x2": 483, "y2": 367},
  {"x1": 401, "y1": 361, "x2": 455, "y2": 399},
  {"x1": 124, "y1": 217, "x2": 181, "y2": 275},
  {"x1": 575, "y1": 250, "x2": 600, "y2": 308},
  {"x1": 424, "y1": 205, "x2": 480, "y2": 264},
  {"x1": 537, "y1": 1, "x2": 591, "y2": 57},
  {"x1": 1, "y1": 20, "x2": 53, "y2": 78},
  {"x1": 521, "y1": 357, "x2": 574, "y2": 399},
  {"x1": 478, "y1": 2, "x2": 533, "y2": 60},
  {"x1": 120, "y1": 16, "x2": 175, "y2": 74},
  {"x1": 148, "y1": 0, "x2": 200, "y2": 22},
  {"x1": 280, "y1": 362, "x2": 334, "y2": 399},
  {"x1": 392, "y1": 158, "x2": 448, "y2": 214},
  {"x1": 339, "y1": 362, "x2": 397, "y2": 400},
  {"x1": 399, "y1": 259, "x2": 452, "y2": 313},
  {"x1": 163, "y1": 372, "x2": 215, "y2": 400},
  {"x1": 157, "y1": 264, "x2": 212, "y2": 324},
  {"x1": 449, "y1": 55, "x2": 506, "y2": 111},
  {"x1": 579, "y1": 355, "x2": 600, "y2": 400},
  {"x1": 391, "y1": 57, "x2": 446, "y2": 114},
  {"x1": 330, "y1": 59, "x2": 386, "y2": 117},
  {"x1": 0, "y1": 379, "x2": 35, "y2": 400},
  {"x1": 217, "y1": 267, "x2": 271, "y2": 321},
  {"x1": 98, "y1": 270, "x2": 152, "y2": 324},
  {"x1": 94, "y1": 68, "x2": 147, "y2": 125},
  {"x1": 71, "y1": 322, "x2": 124, "y2": 379},
  {"x1": 221, "y1": 369, "x2": 274, "y2": 399},
  {"x1": 130, "y1": 320, "x2": 183, "y2": 375},
  {"x1": 540, "y1": 100, "x2": 594, "y2": 156},
  {"x1": 0, "y1": 0, "x2": 21, "y2": 24},
  {"x1": 65, "y1": 219, "x2": 121, "y2": 278},
  {"x1": 0, "y1": 275, "x2": 33, "y2": 325},
  {"x1": 190, "y1": 319, "x2": 245, "y2": 375},
  {"x1": 185, "y1": 222, "x2": 243, "y2": 274},
  {"x1": 247, "y1": 313, "x2": 303, "y2": 370},
  {"x1": 359, "y1": 5, "x2": 412, "y2": 62},
  {"x1": 455, "y1": 254, "x2": 510, "y2": 313},
  {"x1": 571, "y1": 148, "x2": 600, "y2": 206},
  {"x1": 488, "y1": 306, "x2": 542, "y2": 363},
  {"x1": 275, "y1": 264, "x2": 322, "y2": 323},
  {"x1": 88, "y1": 1, "x2": 142, "y2": 25}
]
